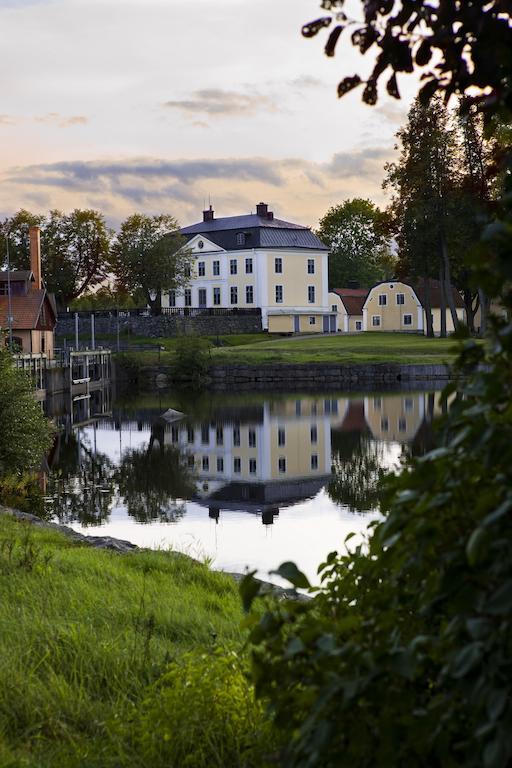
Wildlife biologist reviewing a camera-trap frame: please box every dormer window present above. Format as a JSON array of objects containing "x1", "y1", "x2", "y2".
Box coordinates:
[{"x1": 236, "y1": 232, "x2": 246, "y2": 246}]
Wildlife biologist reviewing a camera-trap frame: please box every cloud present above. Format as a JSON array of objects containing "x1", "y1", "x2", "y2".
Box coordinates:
[
  {"x1": 162, "y1": 88, "x2": 279, "y2": 118},
  {"x1": 1, "y1": 147, "x2": 392, "y2": 228},
  {"x1": 33, "y1": 112, "x2": 89, "y2": 128},
  {"x1": 0, "y1": 114, "x2": 16, "y2": 125}
]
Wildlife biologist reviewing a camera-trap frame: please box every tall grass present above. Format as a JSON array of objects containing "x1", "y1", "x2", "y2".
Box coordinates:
[{"x1": 0, "y1": 516, "x2": 275, "y2": 767}]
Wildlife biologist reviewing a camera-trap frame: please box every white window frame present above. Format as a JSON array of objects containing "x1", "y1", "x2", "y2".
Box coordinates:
[
  {"x1": 198, "y1": 261, "x2": 205, "y2": 277},
  {"x1": 396, "y1": 293, "x2": 405, "y2": 305},
  {"x1": 236, "y1": 232, "x2": 246, "y2": 246},
  {"x1": 169, "y1": 290, "x2": 176, "y2": 307},
  {"x1": 213, "y1": 260, "x2": 220, "y2": 276},
  {"x1": 184, "y1": 288, "x2": 192, "y2": 307},
  {"x1": 307, "y1": 258, "x2": 315, "y2": 274},
  {"x1": 230, "y1": 286, "x2": 238, "y2": 305},
  {"x1": 378, "y1": 294, "x2": 387, "y2": 306},
  {"x1": 355, "y1": 320, "x2": 362, "y2": 331},
  {"x1": 246, "y1": 285, "x2": 254, "y2": 304},
  {"x1": 230, "y1": 259, "x2": 237, "y2": 275},
  {"x1": 275, "y1": 285, "x2": 283, "y2": 303},
  {"x1": 403, "y1": 314, "x2": 412, "y2": 326},
  {"x1": 308, "y1": 285, "x2": 315, "y2": 304},
  {"x1": 245, "y1": 257, "x2": 253, "y2": 274},
  {"x1": 275, "y1": 257, "x2": 282, "y2": 274},
  {"x1": 372, "y1": 315, "x2": 381, "y2": 327},
  {"x1": 213, "y1": 287, "x2": 221, "y2": 306},
  {"x1": 278, "y1": 456, "x2": 286, "y2": 473}
]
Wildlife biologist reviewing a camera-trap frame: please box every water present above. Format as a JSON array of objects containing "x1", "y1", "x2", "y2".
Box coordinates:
[{"x1": 45, "y1": 388, "x2": 446, "y2": 584}]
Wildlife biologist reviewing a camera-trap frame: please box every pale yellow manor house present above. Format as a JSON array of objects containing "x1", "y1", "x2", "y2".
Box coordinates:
[{"x1": 161, "y1": 202, "x2": 336, "y2": 333}]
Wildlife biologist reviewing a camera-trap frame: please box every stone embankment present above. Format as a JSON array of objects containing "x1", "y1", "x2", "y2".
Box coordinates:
[
  {"x1": 126, "y1": 361, "x2": 453, "y2": 391},
  {"x1": 57, "y1": 313, "x2": 262, "y2": 338}
]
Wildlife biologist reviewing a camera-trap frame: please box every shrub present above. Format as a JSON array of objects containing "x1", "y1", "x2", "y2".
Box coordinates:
[{"x1": 172, "y1": 335, "x2": 211, "y2": 389}]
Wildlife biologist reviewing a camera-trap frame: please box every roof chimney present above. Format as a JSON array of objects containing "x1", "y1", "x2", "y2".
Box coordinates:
[
  {"x1": 203, "y1": 205, "x2": 214, "y2": 222},
  {"x1": 29, "y1": 225, "x2": 42, "y2": 290},
  {"x1": 256, "y1": 202, "x2": 268, "y2": 218}
]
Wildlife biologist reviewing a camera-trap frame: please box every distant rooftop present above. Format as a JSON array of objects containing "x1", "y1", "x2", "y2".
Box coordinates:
[{"x1": 181, "y1": 202, "x2": 328, "y2": 251}]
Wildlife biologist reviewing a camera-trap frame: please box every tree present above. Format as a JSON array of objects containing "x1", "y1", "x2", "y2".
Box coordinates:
[
  {"x1": 240, "y1": 3, "x2": 512, "y2": 766},
  {"x1": 317, "y1": 198, "x2": 392, "y2": 289},
  {"x1": 110, "y1": 214, "x2": 192, "y2": 313},
  {"x1": 384, "y1": 98, "x2": 461, "y2": 336},
  {"x1": 0, "y1": 209, "x2": 112, "y2": 307},
  {"x1": 301, "y1": 1, "x2": 512, "y2": 114},
  {"x1": 0, "y1": 345, "x2": 53, "y2": 476}
]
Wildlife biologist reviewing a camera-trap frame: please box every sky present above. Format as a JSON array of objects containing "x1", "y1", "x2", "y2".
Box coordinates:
[{"x1": 0, "y1": 0, "x2": 416, "y2": 230}]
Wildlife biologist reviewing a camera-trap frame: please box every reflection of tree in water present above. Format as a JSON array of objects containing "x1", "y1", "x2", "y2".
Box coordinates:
[
  {"x1": 328, "y1": 428, "x2": 386, "y2": 514},
  {"x1": 48, "y1": 431, "x2": 115, "y2": 526},
  {"x1": 115, "y1": 426, "x2": 197, "y2": 524}
]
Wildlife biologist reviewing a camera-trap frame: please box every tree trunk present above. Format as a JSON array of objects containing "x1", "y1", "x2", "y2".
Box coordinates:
[
  {"x1": 422, "y1": 275, "x2": 434, "y2": 337},
  {"x1": 439, "y1": 228, "x2": 460, "y2": 331},
  {"x1": 478, "y1": 288, "x2": 490, "y2": 336},
  {"x1": 463, "y1": 288, "x2": 478, "y2": 334},
  {"x1": 439, "y1": 264, "x2": 447, "y2": 338}
]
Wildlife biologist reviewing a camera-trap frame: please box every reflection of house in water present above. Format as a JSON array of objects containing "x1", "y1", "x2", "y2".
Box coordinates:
[
  {"x1": 163, "y1": 397, "x2": 335, "y2": 523},
  {"x1": 364, "y1": 394, "x2": 426, "y2": 443}
]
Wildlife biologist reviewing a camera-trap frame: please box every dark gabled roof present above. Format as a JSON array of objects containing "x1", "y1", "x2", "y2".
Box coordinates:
[
  {"x1": 181, "y1": 213, "x2": 328, "y2": 251},
  {"x1": 0, "y1": 270, "x2": 34, "y2": 283},
  {"x1": 0, "y1": 289, "x2": 57, "y2": 331},
  {"x1": 331, "y1": 288, "x2": 368, "y2": 315},
  {"x1": 411, "y1": 278, "x2": 465, "y2": 309}
]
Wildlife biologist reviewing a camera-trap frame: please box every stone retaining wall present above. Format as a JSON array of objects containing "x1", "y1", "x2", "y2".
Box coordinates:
[
  {"x1": 127, "y1": 361, "x2": 452, "y2": 391},
  {"x1": 56, "y1": 313, "x2": 262, "y2": 339}
]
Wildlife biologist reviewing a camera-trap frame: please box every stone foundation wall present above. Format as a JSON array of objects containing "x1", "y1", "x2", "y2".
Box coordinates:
[
  {"x1": 56, "y1": 313, "x2": 262, "y2": 339},
  {"x1": 126, "y1": 361, "x2": 452, "y2": 392}
]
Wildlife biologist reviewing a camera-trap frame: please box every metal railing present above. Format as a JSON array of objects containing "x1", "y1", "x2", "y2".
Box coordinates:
[{"x1": 57, "y1": 306, "x2": 262, "y2": 321}]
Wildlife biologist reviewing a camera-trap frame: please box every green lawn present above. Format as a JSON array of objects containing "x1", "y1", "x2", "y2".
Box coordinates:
[
  {"x1": 0, "y1": 514, "x2": 273, "y2": 767},
  {"x1": 60, "y1": 330, "x2": 477, "y2": 367}
]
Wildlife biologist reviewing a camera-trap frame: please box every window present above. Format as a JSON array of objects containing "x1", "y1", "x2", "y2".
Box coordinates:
[
  {"x1": 309, "y1": 316, "x2": 316, "y2": 325},
  {"x1": 213, "y1": 260, "x2": 220, "y2": 276},
  {"x1": 372, "y1": 315, "x2": 381, "y2": 327},
  {"x1": 249, "y1": 458, "x2": 257, "y2": 474},
  {"x1": 403, "y1": 314, "x2": 412, "y2": 326},
  {"x1": 230, "y1": 286, "x2": 238, "y2": 305},
  {"x1": 404, "y1": 397, "x2": 414, "y2": 412},
  {"x1": 324, "y1": 399, "x2": 331, "y2": 414},
  {"x1": 171, "y1": 426, "x2": 179, "y2": 443},
  {"x1": 278, "y1": 428, "x2": 286, "y2": 446},
  {"x1": 169, "y1": 290, "x2": 176, "y2": 307},
  {"x1": 185, "y1": 265, "x2": 191, "y2": 277},
  {"x1": 213, "y1": 287, "x2": 221, "y2": 306},
  {"x1": 374, "y1": 397, "x2": 382, "y2": 410},
  {"x1": 275, "y1": 285, "x2": 283, "y2": 303},
  {"x1": 246, "y1": 285, "x2": 254, "y2": 304},
  {"x1": 201, "y1": 424, "x2": 210, "y2": 444},
  {"x1": 307, "y1": 258, "x2": 315, "y2": 274},
  {"x1": 379, "y1": 294, "x2": 387, "y2": 306},
  {"x1": 311, "y1": 402, "x2": 318, "y2": 416},
  {"x1": 216, "y1": 426, "x2": 223, "y2": 446},
  {"x1": 295, "y1": 400, "x2": 302, "y2": 416},
  {"x1": 355, "y1": 321, "x2": 362, "y2": 331},
  {"x1": 185, "y1": 289, "x2": 192, "y2": 307},
  {"x1": 198, "y1": 288, "x2": 207, "y2": 307},
  {"x1": 381, "y1": 417, "x2": 389, "y2": 432},
  {"x1": 332, "y1": 304, "x2": 337, "y2": 312},
  {"x1": 248, "y1": 429, "x2": 256, "y2": 448},
  {"x1": 311, "y1": 454, "x2": 319, "y2": 470},
  {"x1": 217, "y1": 457, "x2": 224, "y2": 473},
  {"x1": 202, "y1": 456, "x2": 209, "y2": 471},
  {"x1": 396, "y1": 293, "x2": 405, "y2": 305},
  {"x1": 236, "y1": 232, "x2": 246, "y2": 246},
  {"x1": 233, "y1": 457, "x2": 241, "y2": 474},
  {"x1": 233, "y1": 426, "x2": 240, "y2": 446},
  {"x1": 187, "y1": 426, "x2": 194, "y2": 444},
  {"x1": 398, "y1": 418, "x2": 407, "y2": 433},
  {"x1": 245, "y1": 257, "x2": 253, "y2": 274},
  {"x1": 0, "y1": 284, "x2": 8, "y2": 296},
  {"x1": 278, "y1": 457, "x2": 286, "y2": 474},
  {"x1": 230, "y1": 259, "x2": 237, "y2": 275},
  {"x1": 310, "y1": 425, "x2": 318, "y2": 444},
  {"x1": 187, "y1": 455, "x2": 195, "y2": 468},
  {"x1": 275, "y1": 257, "x2": 282, "y2": 273},
  {"x1": 198, "y1": 261, "x2": 205, "y2": 277},
  {"x1": 308, "y1": 285, "x2": 315, "y2": 304}
]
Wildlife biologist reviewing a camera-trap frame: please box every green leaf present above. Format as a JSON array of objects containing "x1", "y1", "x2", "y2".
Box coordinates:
[
  {"x1": 484, "y1": 736, "x2": 507, "y2": 768},
  {"x1": 487, "y1": 689, "x2": 507, "y2": 722},
  {"x1": 486, "y1": 580, "x2": 512, "y2": 615},
  {"x1": 238, "y1": 571, "x2": 261, "y2": 613},
  {"x1": 466, "y1": 527, "x2": 489, "y2": 566},
  {"x1": 451, "y1": 643, "x2": 483, "y2": 678},
  {"x1": 271, "y1": 562, "x2": 311, "y2": 589}
]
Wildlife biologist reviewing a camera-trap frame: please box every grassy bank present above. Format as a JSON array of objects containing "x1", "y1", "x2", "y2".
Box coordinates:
[
  {"x1": 0, "y1": 514, "x2": 274, "y2": 767},
  {"x1": 108, "y1": 331, "x2": 468, "y2": 369}
]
